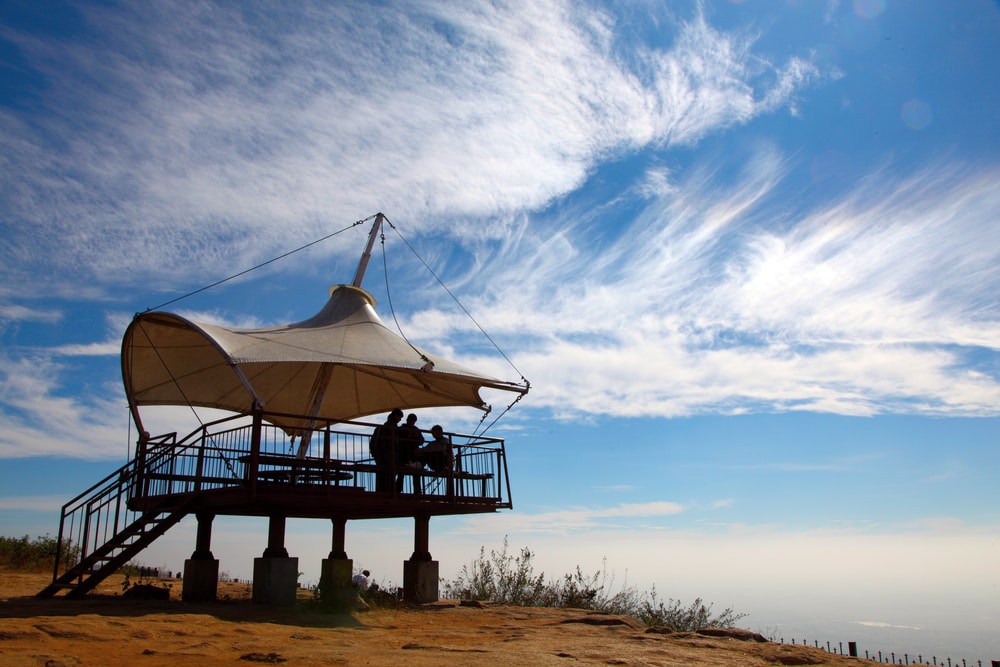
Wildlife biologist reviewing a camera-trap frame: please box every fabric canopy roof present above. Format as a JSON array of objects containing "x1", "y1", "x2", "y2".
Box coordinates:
[{"x1": 122, "y1": 284, "x2": 527, "y2": 433}]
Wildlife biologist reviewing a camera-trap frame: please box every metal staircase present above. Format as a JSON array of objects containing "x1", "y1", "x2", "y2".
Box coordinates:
[
  {"x1": 37, "y1": 440, "x2": 196, "y2": 600},
  {"x1": 37, "y1": 506, "x2": 189, "y2": 599}
]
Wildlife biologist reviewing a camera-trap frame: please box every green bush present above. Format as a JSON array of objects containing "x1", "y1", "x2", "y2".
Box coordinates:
[
  {"x1": 0, "y1": 535, "x2": 80, "y2": 572},
  {"x1": 441, "y1": 537, "x2": 747, "y2": 631}
]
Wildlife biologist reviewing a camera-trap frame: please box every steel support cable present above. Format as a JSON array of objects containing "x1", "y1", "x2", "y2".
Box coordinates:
[
  {"x1": 143, "y1": 215, "x2": 377, "y2": 313},
  {"x1": 377, "y1": 236, "x2": 501, "y2": 437},
  {"x1": 474, "y1": 389, "x2": 528, "y2": 437},
  {"x1": 380, "y1": 215, "x2": 530, "y2": 387},
  {"x1": 379, "y1": 216, "x2": 530, "y2": 437},
  {"x1": 379, "y1": 229, "x2": 435, "y2": 369}
]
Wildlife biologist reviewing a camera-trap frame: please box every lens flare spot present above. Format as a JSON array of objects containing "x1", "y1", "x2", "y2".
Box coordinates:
[
  {"x1": 900, "y1": 99, "x2": 934, "y2": 130},
  {"x1": 853, "y1": 0, "x2": 886, "y2": 19}
]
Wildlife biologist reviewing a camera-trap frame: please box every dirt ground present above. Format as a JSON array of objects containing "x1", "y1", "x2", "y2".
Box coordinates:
[{"x1": 1, "y1": 570, "x2": 880, "y2": 666}]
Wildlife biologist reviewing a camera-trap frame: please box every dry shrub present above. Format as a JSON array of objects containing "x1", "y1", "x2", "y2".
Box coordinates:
[{"x1": 442, "y1": 536, "x2": 747, "y2": 631}]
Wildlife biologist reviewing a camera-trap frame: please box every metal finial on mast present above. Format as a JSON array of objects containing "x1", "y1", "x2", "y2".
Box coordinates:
[{"x1": 352, "y1": 213, "x2": 384, "y2": 287}]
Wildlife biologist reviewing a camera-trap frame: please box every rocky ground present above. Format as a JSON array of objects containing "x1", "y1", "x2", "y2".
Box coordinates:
[{"x1": 0, "y1": 571, "x2": 880, "y2": 666}]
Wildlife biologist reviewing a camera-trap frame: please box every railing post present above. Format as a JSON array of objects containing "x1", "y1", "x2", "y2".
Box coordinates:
[
  {"x1": 135, "y1": 431, "x2": 149, "y2": 500},
  {"x1": 52, "y1": 508, "x2": 67, "y2": 581},
  {"x1": 81, "y1": 501, "x2": 94, "y2": 572},
  {"x1": 113, "y1": 469, "x2": 125, "y2": 537},
  {"x1": 323, "y1": 427, "x2": 332, "y2": 486},
  {"x1": 500, "y1": 439, "x2": 513, "y2": 506},
  {"x1": 390, "y1": 430, "x2": 398, "y2": 497},
  {"x1": 194, "y1": 429, "x2": 207, "y2": 493},
  {"x1": 249, "y1": 408, "x2": 263, "y2": 498}
]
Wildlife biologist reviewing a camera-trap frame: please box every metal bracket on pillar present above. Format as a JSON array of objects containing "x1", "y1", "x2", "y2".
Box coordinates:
[
  {"x1": 329, "y1": 517, "x2": 348, "y2": 560},
  {"x1": 410, "y1": 513, "x2": 432, "y2": 562},
  {"x1": 263, "y1": 515, "x2": 289, "y2": 558},
  {"x1": 191, "y1": 512, "x2": 216, "y2": 560}
]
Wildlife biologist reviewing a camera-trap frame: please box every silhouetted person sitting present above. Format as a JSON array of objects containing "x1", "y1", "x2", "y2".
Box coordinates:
[
  {"x1": 420, "y1": 424, "x2": 455, "y2": 496},
  {"x1": 420, "y1": 425, "x2": 453, "y2": 472}
]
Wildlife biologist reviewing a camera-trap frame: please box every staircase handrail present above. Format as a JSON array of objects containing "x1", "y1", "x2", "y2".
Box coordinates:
[{"x1": 51, "y1": 432, "x2": 177, "y2": 582}]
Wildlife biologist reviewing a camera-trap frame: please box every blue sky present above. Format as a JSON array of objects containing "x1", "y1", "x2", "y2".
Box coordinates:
[{"x1": 1, "y1": 0, "x2": 998, "y2": 660}]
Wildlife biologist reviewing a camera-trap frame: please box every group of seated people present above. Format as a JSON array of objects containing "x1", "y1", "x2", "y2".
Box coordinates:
[{"x1": 369, "y1": 408, "x2": 455, "y2": 493}]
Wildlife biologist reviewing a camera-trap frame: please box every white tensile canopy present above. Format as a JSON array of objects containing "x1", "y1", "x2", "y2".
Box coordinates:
[{"x1": 122, "y1": 283, "x2": 528, "y2": 433}]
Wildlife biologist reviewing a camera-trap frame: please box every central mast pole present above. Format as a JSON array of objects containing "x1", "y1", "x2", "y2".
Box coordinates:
[
  {"x1": 295, "y1": 213, "x2": 384, "y2": 457},
  {"x1": 352, "y1": 213, "x2": 384, "y2": 288}
]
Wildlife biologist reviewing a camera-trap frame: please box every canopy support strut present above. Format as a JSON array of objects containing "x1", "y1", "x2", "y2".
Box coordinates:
[{"x1": 352, "y1": 213, "x2": 384, "y2": 288}]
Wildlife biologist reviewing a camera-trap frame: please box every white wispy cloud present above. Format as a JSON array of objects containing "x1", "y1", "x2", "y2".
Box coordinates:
[
  {"x1": 48, "y1": 341, "x2": 120, "y2": 356},
  {"x1": 42, "y1": 311, "x2": 137, "y2": 357},
  {"x1": 851, "y1": 621, "x2": 922, "y2": 630},
  {"x1": 172, "y1": 308, "x2": 269, "y2": 330},
  {"x1": 0, "y1": 495, "x2": 67, "y2": 512},
  {"x1": 0, "y1": 305, "x2": 62, "y2": 324},
  {"x1": 0, "y1": 354, "x2": 127, "y2": 459},
  {"x1": 457, "y1": 154, "x2": 1000, "y2": 418},
  {"x1": 455, "y1": 500, "x2": 684, "y2": 534},
  {"x1": 0, "y1": 2, "x2": 814, "y2": 293}
]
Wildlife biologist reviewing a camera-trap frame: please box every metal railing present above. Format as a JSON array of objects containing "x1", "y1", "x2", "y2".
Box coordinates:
[{"x1": 129, "y1": 410, "x2": 510, "y2": 503}]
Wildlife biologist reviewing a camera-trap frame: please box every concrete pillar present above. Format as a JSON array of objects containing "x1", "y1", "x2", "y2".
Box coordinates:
[
  {"x1": 182, "y1": 513, "x2": 219, "y2": 602},
  {"x1": 403, "y1": 559, "x2": 439, "y2": 603},
  {"x1": 403, "y1": 514, "x2": 439, "y2": 603},
  {"x1": 320, "y1": 557, "x2": 355, "y2": 610},
  {"x1": 183, "y1": 558, "x2": 220, "y2": 602},
  {"x1": 252, "y1": 556, "x2": 299, "y2": 606},
  {"x1": 253, "y1": 515, "x2": 297, "y2": 605}
]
